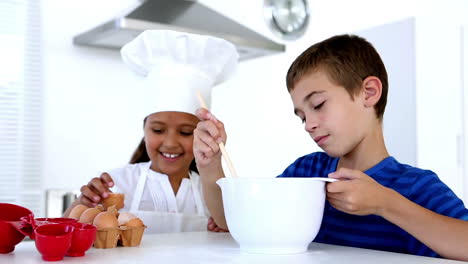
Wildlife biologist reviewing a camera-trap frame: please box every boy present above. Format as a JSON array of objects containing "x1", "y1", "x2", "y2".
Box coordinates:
[{"x1": 193, "y1": 34, "x2": 468, "y2": 260}]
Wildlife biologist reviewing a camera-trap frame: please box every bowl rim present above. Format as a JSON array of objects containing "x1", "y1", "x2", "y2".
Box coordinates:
[{"x1": 218, "y1": 177, "x2": 333, "y2": 182}]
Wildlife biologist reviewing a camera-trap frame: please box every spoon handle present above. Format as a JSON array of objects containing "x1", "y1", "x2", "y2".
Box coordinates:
[{"x1": 196, "y1": 91, "x2": 238, "y2": 178}]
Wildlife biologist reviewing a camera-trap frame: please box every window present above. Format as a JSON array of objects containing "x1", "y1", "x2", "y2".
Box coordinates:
[{"x1": 0, "y1": 0, "x2": 43, "y2": 216}]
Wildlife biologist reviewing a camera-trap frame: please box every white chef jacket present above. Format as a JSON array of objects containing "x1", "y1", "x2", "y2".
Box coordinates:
[{"x1": 106, "y1": 162, "x2": 210, "y2": 233}]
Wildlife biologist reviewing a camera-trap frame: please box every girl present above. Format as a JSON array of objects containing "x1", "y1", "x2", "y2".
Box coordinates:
[{"x1": 64, "y1": 30, "x2": 238, "y2": 233}]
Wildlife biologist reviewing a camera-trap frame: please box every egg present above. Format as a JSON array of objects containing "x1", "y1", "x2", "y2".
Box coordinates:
[
  {"x1": 93, "y1": 211, "x2": 119, "y2": 229},
  {"x1": 102, "y1": 193, "x2": 125, "y2": 210},
  {"x1": 117, "y1": 212, "x2": 137, "y2": 226},
  {"x1": 68, "y1": 204, "x2": 88, "y2": 220},
  {"x1": 79, "y1": 207, "x2": 102, "y2": 224},
  {"x1": 124, "y1": 217, "x2": 145, "y2": 227}
]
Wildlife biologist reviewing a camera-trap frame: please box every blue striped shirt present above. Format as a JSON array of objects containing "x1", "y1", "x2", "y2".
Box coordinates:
[{"x1": 278, "y1": 152, "x2": 468, "y2": 257}]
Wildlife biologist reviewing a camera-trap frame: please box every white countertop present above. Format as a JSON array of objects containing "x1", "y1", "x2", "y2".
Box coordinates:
[{"x1": 1, "y1": 231, "x2": 464, "y2": 264}]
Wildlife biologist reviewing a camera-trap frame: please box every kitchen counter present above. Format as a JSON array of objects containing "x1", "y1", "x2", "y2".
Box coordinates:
[{"x1": 1, "y1": 231, "x2": 465, "y2": 263}]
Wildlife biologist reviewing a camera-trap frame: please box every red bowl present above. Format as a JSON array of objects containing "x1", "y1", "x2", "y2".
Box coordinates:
[
  {"x1": 34, "y1": 223, "x2": 74, "y2": 261},
  {"x1": 66, "y1": 222, "x2": 97, "y2": 257},
  {"x1": 0, "y1": 203, "x2": 33, "y2": 254}
]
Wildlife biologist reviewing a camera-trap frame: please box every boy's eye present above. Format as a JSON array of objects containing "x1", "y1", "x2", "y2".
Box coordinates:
[
  {"x1": 314, "y1": 101, "x2": 325, "y2": 110},
  {"x1": 297, "y1": 115, "x2": 305, "y2": 124}
]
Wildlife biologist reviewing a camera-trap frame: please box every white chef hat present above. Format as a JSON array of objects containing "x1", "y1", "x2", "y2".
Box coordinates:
[{"x1": 120, "y1": 30, "x2": 239, "y2": 118}]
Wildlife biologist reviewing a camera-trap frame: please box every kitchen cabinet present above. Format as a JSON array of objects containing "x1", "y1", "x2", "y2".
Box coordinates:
[{"x1": 357, "y1": 17, "x2": 466, "y2": 202}]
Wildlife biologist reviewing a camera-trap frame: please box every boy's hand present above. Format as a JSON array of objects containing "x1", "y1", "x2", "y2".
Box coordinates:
[
  {"x1": 327, "y1": 168, "x2": 391, "y2": 216},
  {"x1": 193, "y1": 108, "x2": 227, "y2": 169},
  {"x1": 207, "y1": 216, "x2": 229, "y2": 232},
  {"x1": 78, "y1": 172, "x2": 114, "y2": 207}
]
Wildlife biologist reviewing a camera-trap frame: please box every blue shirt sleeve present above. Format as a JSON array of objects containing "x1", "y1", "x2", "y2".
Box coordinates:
[{"x1": 408, "y1": 171, "x2": 468, "y2": 220}]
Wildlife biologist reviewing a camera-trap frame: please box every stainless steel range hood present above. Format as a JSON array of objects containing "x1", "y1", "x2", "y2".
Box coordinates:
[{"x1": 73, "y1": 0, "x2": 285, "y2": 61}]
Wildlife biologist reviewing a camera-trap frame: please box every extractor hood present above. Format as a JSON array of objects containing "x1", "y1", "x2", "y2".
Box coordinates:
[{"x1": 73, "y1": 0, "x2": 286, "y2": 61}]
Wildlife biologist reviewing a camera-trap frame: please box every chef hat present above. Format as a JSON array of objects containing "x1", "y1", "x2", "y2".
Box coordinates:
[{"x1": 120, "y1": 30, "x2": 239, "y2": 118}]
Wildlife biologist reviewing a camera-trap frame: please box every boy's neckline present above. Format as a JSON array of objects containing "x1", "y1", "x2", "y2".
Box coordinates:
[{"x1": 332, "y1": 156, "x2": 394, "y2": 176}]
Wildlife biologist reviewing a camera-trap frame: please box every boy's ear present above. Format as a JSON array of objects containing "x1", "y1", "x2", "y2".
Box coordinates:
[{"x1": 361, "y1": 76, "x2": 382, "y2": 107}]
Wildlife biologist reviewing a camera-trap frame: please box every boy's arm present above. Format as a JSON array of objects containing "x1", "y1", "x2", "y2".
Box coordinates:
[
  {"x1": 194, "y1": 108, "x2": 229, "y2": 230},
  {"x1": 328, "y1": 168, "x2": 468, "y2": 261},
  {"x1": 382, "y1": 189, "x2": 468, "y2": 261}
]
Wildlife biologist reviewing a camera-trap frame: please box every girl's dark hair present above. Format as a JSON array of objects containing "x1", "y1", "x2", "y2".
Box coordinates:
[{"x1": 129, "y1": 118, "x2": 198, "y2": 173}]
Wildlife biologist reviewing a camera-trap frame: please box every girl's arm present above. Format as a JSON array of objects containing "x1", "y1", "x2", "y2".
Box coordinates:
[{"x1": 194, "y1": 108, "x2": 229, "y2": 229}]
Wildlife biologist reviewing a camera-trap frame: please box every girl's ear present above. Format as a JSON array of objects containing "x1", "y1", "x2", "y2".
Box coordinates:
[{"x1": 361, "y1": 76, "x2": 382, "y2": 107}]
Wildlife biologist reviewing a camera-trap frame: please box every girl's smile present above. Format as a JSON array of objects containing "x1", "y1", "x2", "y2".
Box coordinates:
[{"x1": 144, "y1": 111, "x2": 199, "y2": 178}]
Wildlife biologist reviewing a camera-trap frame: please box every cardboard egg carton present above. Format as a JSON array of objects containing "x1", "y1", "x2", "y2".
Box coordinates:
[
  {"x1": 119, "y1": 225, "x2": 147, "y2": 247},
  {"x1": 94, "y1": 227, "x2": 120, "y2": 249},
  {"x1": 93, "y1": 225, "x2": 147, "y2": 249},
  {"x1": 74, "y1": 193, "x2": 147, "y2": 249}
]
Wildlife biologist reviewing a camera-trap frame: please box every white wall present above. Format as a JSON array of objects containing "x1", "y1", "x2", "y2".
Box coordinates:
[
  {"x1": 42, "y1": 0, "x2": 146, "y2": 189},
  {"x1": 42, "y1": 0, "x2": 468, "y2": 205},
  {"x1": 357, "y1": 18, "x2": 466, "y2": 201}
]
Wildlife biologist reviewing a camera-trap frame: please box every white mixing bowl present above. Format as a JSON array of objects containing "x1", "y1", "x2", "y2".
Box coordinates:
[{"x1": 217, "y1": 177, "x2": 331, "y2": 254}]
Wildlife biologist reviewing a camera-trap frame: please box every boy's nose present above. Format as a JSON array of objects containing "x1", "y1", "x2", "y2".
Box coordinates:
[{"x1": 304, "y1": 118, "x2": 318, "y2": 133}]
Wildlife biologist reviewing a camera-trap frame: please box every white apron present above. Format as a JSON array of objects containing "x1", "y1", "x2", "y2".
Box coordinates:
[{"x1": 129, "y1": 162, "x2": 208, "y2": 234}]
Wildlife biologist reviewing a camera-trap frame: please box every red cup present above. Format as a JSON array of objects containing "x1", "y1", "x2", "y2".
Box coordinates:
[
  {"x1": 35, "y1": 217, "x2": 77, "y2": 226},
  {"x1": 0, "y1": 203, "x2": 33, "y2": 254},
  {"x1": 66, "y1": 222, "x2": 97, "y2": 257},
  {"x1": 34, "y1": 223, "x2": 74, "y2": 261},
  {"x1": 17, "y1": 216, "x2": 78, "y2": 239}
]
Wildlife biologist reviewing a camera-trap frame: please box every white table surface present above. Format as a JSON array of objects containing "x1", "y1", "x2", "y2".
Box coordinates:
[{"x1": 1, "y1": 231, "x2": 465, "y2": 264}]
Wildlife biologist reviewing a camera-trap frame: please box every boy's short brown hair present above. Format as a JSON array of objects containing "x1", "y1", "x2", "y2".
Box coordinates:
[{"x1": 286, "y1": 34, "x2": 388, "y2": 119}]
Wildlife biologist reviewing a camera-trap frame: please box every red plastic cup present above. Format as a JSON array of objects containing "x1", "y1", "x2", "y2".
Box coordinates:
[
  {"x1": 17, "y1": 216, "x2": 78, "y2": 240},
  {"x1": 0, "y1": 203, "x2": 33, "y2": 254},
  {"x1": 66, "y1": 222, "x2": 97, "y2": 257},
  {"x1": 34, "y1": 217, "x2": 77, "y2": 227},
  {"x1": 34, "y1": 223, "x2": 74, "y2": 261}
]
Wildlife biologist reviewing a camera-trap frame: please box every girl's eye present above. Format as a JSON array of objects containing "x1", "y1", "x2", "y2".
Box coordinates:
[
  {"x1": 181, "y1": 131, "x2": 193, "y2": 136},
  {"x1": 314, "y1": 101, "x2": 325, "y2": 110},
  {"x1": 152, "y1": 129, "x2": 163, "y2": 134}
]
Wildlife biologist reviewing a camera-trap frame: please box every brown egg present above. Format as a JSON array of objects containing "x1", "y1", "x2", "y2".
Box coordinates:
[
  {"x1": 79, "y1": 207, "x2": 102, "y2": 224},
  {"x1": 68, "y1": 204, "x2": 89, "y2": 220},
  {"x1": 117, "y1": 212, "x2": 137, "y2": 226},
  {"x1": 93, "y1": 212, "x2": 119, "y2": 229},
  {"x1": 102, "y1": 193, "x2": 125, "y2": 210},
  {"x1": 124, "y1": 217, "x2": 145, "y2": 227}
]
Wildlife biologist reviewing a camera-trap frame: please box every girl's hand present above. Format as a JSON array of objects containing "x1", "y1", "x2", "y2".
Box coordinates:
[
  {"x1": 207, "y1": 216, "x2": 229, "y2": 232},
  {"x1": 326, "y1": 168, "x2": 392, "y2": 216},
  {"x1": 78, "y1": 172, "x2": 115, "y2": 207},
  {"x1": 193, "y1": 108, "x2": 227, "y2": 169}
]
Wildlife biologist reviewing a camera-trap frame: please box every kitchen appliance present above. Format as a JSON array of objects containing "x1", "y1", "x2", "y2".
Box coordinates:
[
  {"x1": 73, "y1": 0, "x2": 285, "y2": 61},
  {"x1": 45, "y1": 190, "x2": 80, "y2": 218}
]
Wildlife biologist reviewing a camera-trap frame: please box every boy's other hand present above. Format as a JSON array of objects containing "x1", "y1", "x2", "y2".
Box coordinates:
[
  {"x1": 207, "y1": 216, "x2": 229, "y2": 232},
  {"x1": 78, "y1": 172, "x2": 114, "y2": 207},
  {"x1": 194, "y1": 108, "x2": 227, "y2": 168},
  {"x1": 326, "y1": 168, "x2": 391, "y2": 216}
]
